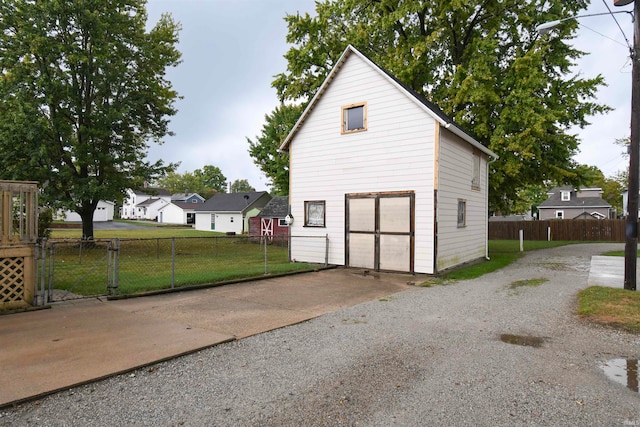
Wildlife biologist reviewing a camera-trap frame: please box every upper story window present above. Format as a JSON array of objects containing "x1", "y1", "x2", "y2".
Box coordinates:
[
  {"x1": 471, "y1": 149, "x2": 481, "y2": 190},
  {"x1": 561, "y1": 191, "x2": 570, "y2": 201},
  {"x1": 341, "y1": 102, "x2": 367, "y2": 134}
]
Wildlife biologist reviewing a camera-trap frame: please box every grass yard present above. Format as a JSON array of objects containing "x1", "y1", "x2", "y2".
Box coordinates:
[
  {"x1": 578, "y1": 286, "x2": 640, "y2": 334},
  {"x1": 47, "y1": 230, "x2": 318, "y2": 297}
]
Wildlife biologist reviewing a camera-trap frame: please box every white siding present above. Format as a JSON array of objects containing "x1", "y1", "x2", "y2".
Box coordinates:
[
  {"x1": 194, "y1": 212, "x2": 243, "y2": 233},
  {"x1": 158, "y1": 204, "x2": 187, "y2": 224},
  {"x1": 55, "y1": 201, "x2": 115, "y2": 222},
  {"x1": 194, "y1": 212, "x2": 214, "y2": 232},
  {"x1": 288, "y1": 53, "x2": 436, "y2": 273},
  {"x1": 436, "y1": 128, "x2": 488, "y2": 271}
]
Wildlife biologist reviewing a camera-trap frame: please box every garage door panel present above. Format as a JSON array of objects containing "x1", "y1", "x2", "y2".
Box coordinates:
[
  {"x1": 379, "y1": 234, "x2": 410, "y2": 271},
  {"x1": 348, "y1": 234, "x2": 375, "y2": 269},
  {"x1": 379, "y1": 197, "x2": 410, "y2": 233},
  {"x1": 349, "y1": 198, "x2": 375, "y2": 232}
]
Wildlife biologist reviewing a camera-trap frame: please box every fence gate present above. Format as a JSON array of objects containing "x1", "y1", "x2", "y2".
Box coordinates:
[{"x1": 46, "y1": 240, "x2": 116, "y2": 302}]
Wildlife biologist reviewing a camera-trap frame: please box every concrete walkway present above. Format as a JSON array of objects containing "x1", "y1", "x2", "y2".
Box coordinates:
[
  {"x1": 0, "y1": 269, "x2": 419, "y2": 408},
  {"x1": 587, "y1": 255, "x2": 636, "y2": 288}
]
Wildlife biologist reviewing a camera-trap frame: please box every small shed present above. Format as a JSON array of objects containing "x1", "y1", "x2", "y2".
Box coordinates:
[{"x1": 249, "y1": 196, "x2": 290, "y2": 239}]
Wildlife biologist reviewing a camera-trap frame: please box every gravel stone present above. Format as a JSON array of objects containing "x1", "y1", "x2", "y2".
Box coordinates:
[{"x1": 1, "y1": 243, "x2": 639, "y2": 426}]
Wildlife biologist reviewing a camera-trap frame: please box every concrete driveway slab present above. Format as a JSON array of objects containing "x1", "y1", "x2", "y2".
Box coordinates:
[{"x1": 0, "y1": 268, "x2": 416, "y2": 408}]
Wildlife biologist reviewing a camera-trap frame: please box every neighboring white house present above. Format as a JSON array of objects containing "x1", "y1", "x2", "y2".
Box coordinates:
[
  {"x1": 120, "y1": 187, "x2": 171, "y2": 220},
  {"x1": 194, "y1": 192, "x2": 272, "y2": 234},
  {"x1": 279, "y1": 45, "x2": 497, "y2": 274},
  {"x1": 55, "y1": 200, "x2": 116, "y2": 222},
  {"x1": 158, "y1": 202, "x2": 199, "y2": 225},
  {"x1": 156, "y1": 193, "x2": 204, "y2": 225}
]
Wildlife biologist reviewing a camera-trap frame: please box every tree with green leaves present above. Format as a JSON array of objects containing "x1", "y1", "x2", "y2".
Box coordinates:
[
  {"x1": 157, "y1": 171, "x2": 203, "y2": 195},
  {"x1": 0, "y1": 0, "x2": 181, "y2": 239},
  {"x1": 265, "y1": 0, "x2": 608, "y2": 212},
  {"x1": 230, "y1": 179, "x2": 255, "y2": 193},
  {"x1": 248, "y1": 103, "x2": 303, "y2": 195},
  {"x1": 194, "y1": 165, "x2": 227, "y2": 194}
]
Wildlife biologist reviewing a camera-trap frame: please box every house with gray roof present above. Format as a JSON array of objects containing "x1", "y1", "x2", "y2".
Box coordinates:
[
  {"x1": 194, "y1": 191, "x2": 272, "y2": 234},
  {"x1": 538, "y1": 186, "x2": 613, "y2": 220}
]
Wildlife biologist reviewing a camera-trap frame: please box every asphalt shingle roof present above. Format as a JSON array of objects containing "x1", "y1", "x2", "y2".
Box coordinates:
[
  {"x1": 258, "y1": 196, "x2": 288, "y2": 218},
  {"x1": 196, "y1": 192, "x2": 270, "y2": 212}
]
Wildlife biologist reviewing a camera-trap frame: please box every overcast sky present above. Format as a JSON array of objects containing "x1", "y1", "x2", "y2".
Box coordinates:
[{"x1": 145, "y1": 0, "x2": 634, "y2": 191}]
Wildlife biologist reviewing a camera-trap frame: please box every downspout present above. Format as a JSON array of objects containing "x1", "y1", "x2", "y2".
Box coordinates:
[{"x1": 486, "y1": 155, "x2": 498, "y2": 260}]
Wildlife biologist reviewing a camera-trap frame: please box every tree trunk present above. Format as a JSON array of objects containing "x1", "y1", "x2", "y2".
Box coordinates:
[{"x1": 77, "y1": 201, "x2": 98, "y2": 240}]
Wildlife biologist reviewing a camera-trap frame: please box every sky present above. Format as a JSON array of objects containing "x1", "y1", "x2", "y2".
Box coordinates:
[{"x1": 144, "y1": 0, "x2": 634, "y2": 191}]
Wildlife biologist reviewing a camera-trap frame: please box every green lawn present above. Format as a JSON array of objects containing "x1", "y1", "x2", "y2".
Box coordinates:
[{"x1": 47, "y1": 231, "x2": 318, "y2": 297}]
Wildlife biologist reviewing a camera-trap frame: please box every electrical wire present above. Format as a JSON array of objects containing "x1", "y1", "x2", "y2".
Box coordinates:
[{"x1": 601, "y1": 0, "x2": 633, "y2": 51}]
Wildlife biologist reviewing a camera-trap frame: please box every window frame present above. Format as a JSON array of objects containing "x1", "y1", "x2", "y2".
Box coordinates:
[
  {"x1": 471, "y1": 149, "x2": 481, "y2": 191},
  {"x1": 556, "y1": 210, "x2": 564, "y2": 219},
  {"x1": 341, "y1": 102, "x2": 367, "y2": 134},
  {"x1": 278, "y1": 218, "x2": 288, "y2": 227},
  {"x1": 457, "y1": 199, "x2": 466, "y2": 228},
  {"x1": 561, "y1": 191, "x2": 570, "y2": 201},
  {"x1": 304, "y1": 200, "x2": 326, "y2": 227}
]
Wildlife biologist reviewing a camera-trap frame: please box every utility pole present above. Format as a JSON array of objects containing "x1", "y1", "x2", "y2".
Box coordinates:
[{"x1": 623, "y1": 0, "x2": 639, "y2": 291}]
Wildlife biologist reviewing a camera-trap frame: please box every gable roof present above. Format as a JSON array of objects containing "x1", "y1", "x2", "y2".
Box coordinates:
[
  {"x1": 258, "y1": 196, "x2": 288, "y2": 218},
  {"x1": 171, "y1": 193, "x2": 204, "y2": 202},
  {"x1": 136, "y1": 198, "x2": 167, "y2": 208},
  {"x1": 196, "y1": 191, "x2": 270, "y2": 213},
  {"x1": 131, "y1": 187, "x2": 170, "y2": 197},
  {"x1": 539, "y1": 187, "x2": 611, "y2": 209},
  {"x1": 158, "y1": 201, "x2": 199, "y2": 211},
  {"x1": 279, "y1": 44, "x2": 496, "y2": 159}
]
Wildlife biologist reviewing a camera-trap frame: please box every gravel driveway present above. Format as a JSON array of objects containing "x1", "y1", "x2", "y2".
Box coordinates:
[{"x1": 2, "y1": 243, "x2": 639, "y2": 426}]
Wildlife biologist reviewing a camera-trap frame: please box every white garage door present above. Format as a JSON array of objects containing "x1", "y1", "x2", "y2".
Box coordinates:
[{"x1": 346, "y1": 192, "x2": 414, "y2": 273}]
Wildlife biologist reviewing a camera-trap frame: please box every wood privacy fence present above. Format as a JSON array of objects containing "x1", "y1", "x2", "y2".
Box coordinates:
[{"x1": 488, "y1": 219, "x2": 629, "y2": 242}]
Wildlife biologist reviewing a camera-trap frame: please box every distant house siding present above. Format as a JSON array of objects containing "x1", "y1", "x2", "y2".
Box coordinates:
[
  {"x1": 436, "y1": 128, "x2": 488, "y2": 271},
  {"x1": 539, "y1": 207, "x2": 611, "y2": 220},
  {"x1": 159, "y1": 204, "x2": 186, "y2": 224},
  {"x1": 194, "y1": 212, "x2": 213, "y2": 231},
  {"x1": 287, "y1": 53, "x2": 436, "y2": 273},
  {"x1": 56, "y1": 201, "x2": 115, "y2": 222}
]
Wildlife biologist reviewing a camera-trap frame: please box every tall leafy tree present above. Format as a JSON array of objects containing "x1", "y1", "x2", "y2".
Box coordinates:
[
  {"x1": 194, "y1": 165, "x2": 227, "y2": 193},
  {"x1": 157, "y1": 171, "x2": 203, "y2": 195},
  {"x1": 230, "y1": 179, "x2": 255, "y2": 193},
  {"x1": 0, "y1": 0, "x2": 181, "y2": 239},
  {"x1": 248, "y1": 103, "x2": 303, "y2": 195},
  {"x1": 268, "y1": 0, "x2": 608, "y2": 212}
]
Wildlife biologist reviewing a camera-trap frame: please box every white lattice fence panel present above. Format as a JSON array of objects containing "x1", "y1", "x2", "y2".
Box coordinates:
[{"x1": 0, "y1": 257, "x2": 25, "y2": 303}]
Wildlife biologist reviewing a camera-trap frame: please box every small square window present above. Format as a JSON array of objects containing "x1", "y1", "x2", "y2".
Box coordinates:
[
  {"x1": 556, "y1": 210, "x2": 564, "y2": 219},
  {"x1": 457, "y1": 200, "x2": 466, "y2": 227},
  {"x1": 305, "y1": 201, "x2": 326, "y2": 227},
  {"x1": 278, "y1": 218, "x2": 288, "y2": 227},
  {"x1": 341, "y1": 103, "x2": 367, "y2": 133}
]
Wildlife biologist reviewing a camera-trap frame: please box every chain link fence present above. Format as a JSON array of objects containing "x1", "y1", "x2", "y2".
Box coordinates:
[{"x1": 37, "y1": 234, "x2": 329, "y2": 303}]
